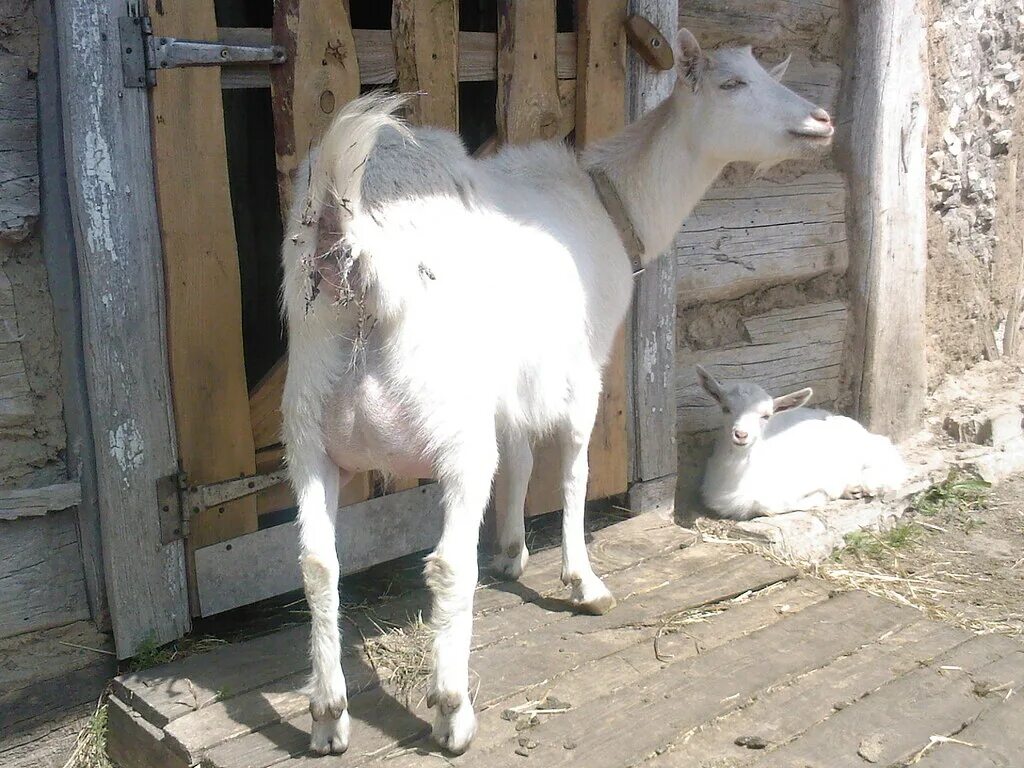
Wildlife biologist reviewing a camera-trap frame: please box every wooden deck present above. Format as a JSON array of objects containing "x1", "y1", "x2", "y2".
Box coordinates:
[{"x1": 106, "y1": 513, "x2": 1024, "y2": 768}]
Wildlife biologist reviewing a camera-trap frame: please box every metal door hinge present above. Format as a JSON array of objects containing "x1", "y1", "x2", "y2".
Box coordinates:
[
  {"x1": 157, "y1": 468, "x2": 289, "y2": 544},
  {"x1": 119, "y1": 15, "x2": 285, "y2": 89}
]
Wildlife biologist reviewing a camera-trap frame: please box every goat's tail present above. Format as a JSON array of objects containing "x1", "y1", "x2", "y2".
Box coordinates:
[{"x1": 281, "y1": 92, "x2": 412, "y2": 325}]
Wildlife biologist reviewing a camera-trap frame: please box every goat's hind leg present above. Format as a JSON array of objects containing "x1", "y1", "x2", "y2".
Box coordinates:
[
  {"x1": 294, "y1": 453, "x2": 351, "y2": 755},
  {"x1": 426, "y1": 437, "x2": 498, "y2": 754},
  {"x1": 491, "y1": 431, "x2": 532, "y2": 580}
]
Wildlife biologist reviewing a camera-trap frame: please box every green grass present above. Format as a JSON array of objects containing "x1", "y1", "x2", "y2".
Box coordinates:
[
  {"x1": 65, "y1": 702, "x2": 113, "y2": 768},
  {"x1": 911, "y1": 470, "x2": 991, "y2": 517},
  {"x1": 841, "y1": 522, "x2": 922, "y2": 559},
  {"x1": 126, "y1": 634, "x2": 230, "y2": 673}
]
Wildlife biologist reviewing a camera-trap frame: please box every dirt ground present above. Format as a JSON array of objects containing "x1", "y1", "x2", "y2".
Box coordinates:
[{"x1": 819, "y1": 472, "x2": 1024, "y2": 638}]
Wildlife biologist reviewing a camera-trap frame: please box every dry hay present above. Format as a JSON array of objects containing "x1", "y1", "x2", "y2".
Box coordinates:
[{"x1": 361, "y1": 612, "x2": 434, "y2": 704}]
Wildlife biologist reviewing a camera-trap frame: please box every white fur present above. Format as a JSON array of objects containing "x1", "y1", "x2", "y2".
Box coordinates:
[
  {"x1": 697, "y1": 367, "x2": 909, "y2": 520},
  {"x1": 282, "y1": 32, "x2": 832, "y2": 755}
]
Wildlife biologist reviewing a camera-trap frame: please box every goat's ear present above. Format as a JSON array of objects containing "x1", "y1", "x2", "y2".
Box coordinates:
[
  {"x1": 768, "y1": 53, "x2": 792, "y2": 82},
  {"x1": 674, "y1": 28, "x2": 708, "y2": 91},
  {"x1": 696, "y1": 365, "x2": 726, "y2": 405},
  {"x1": 773, "y1": 387, "x2": 813, "y2": 413}
]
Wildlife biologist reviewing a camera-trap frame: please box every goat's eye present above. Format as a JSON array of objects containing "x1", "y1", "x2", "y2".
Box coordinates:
[
  {"x1": 720, "y1": 79, "x2": 746, "y2": 91},
  {"x1": 722, "y1": 407, "x2": 731, "y2": 415},
  {"x1": 761, "y1": 414, "x2": 771, "y2": 421}
]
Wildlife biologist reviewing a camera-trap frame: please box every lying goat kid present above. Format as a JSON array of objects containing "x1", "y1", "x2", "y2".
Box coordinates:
[{"x1": 697, "y1": 366, "x2": 908, "y2": 519}]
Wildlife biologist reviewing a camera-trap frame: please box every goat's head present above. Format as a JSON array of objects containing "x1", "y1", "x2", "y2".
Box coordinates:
[
  {"x1": 672, "y1": 29, "x2": 834, "y2": 167},
  {"x1": 696, "y1": 365, "x2": 813, "y2": 449}
]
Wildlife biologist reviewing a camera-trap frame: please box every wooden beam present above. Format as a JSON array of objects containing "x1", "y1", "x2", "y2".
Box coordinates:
[
  {"x1": 577, "y1": 0, "x2": 629, "y2": 502},
  {"x1": 36, "y1": 0, "x2": 108, "y2": 629},
  {"x1": 497, "y1": 1, "x2": 561, "y2": 144},
  {"x1": 626, "y1": 0, "x2": 677, "y2": 484},
  {"x1": 0, "y1": 482, "x2": 81, "y2": 520},
  {"x1": 194, "y1": 484, "x2": 444, "y2": 616},
  {"x1": 217, "y1": 28, "x2": 578, "y2": 89},
  {"x1": 54, "y1": 1, "x2": 189, "y2": 656},
  {"x1": 270, "y1": 0, "x2": 360, "y2": 219},
  {"x1": 150, "y1": 1, "x2": 258, "y2": 557},
  {"x1": 249, "y1": 356, "x2": 286, "y2": 450},
  {"x1": 391, "y1": 0, "x2": 459, "y2": 128},
  {"x1": 836, "y1": 0, "x2": 928, "y2": 439}
]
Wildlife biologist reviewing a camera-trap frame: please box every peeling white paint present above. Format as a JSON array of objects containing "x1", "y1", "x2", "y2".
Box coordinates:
[{"x1": 109, "y1": 420, "x2": 145, "y2": 474}]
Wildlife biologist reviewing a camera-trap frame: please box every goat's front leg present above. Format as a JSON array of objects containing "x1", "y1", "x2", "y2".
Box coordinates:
[
  {"x1": 294, "y1": 453, "x2": 350, "y2": 755},
  {"x1": 425, "y1": 440, "x2": 498, "y2": 754},
  {"x1": 491, "y1": 431, "x2": 532, "y2": 581},
  {"x1": 559, "y1": 399, "x2": 616, "y2": 615}
]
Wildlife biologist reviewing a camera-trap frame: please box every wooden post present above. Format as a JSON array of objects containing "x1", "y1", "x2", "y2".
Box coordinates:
[
  {"x1": 837, "y1": 0, "x2": 928, "y2": 439},
  {"x1": 577, "y1": 0, "x2": 629, "y2": 502},
  {"x1": 392, "y1": 0, "x2": 459, "y2": 128},
  {"x1": 37, "y1": 0, "x2": 109, "y2": 630},
  {"x1": 497, "y1": 0, "x2": 561, "y2": 145},
  {"x1": 54, "y1": 0, "x2": 189, "y2": 655},
  {"x1": 626, "y1": 0, "x2": 677, "y2": 514}
]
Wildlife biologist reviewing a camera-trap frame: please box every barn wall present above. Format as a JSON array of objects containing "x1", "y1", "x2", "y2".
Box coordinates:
[
  {"x1": 673, "y1": 1, "x2": 848, "y2": 508},
  {"x1": 0, "y1": 0, "x2": 90, "y2": 638},
  {"x1": 926, "y1": 0, "x2": 1023, "y2": 379}
]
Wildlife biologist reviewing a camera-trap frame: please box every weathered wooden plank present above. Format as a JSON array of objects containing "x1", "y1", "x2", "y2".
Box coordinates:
[
  {"x1": 249, "y1": 356, "x2": 285, "y2": 450},
  {"x1": 381, "y1": 580, "x2": 833, "y2": 767},
  {"x1": 0, "y1": 481, "x2": 81, "y2": 520},
  {"x1": 270, "y1": 0, "x2": 360, "y2": 218},
  {"x1": 391, "y1": 0, "x2": 459, "y2": 128},
  {"x1": 677, "y1": 300, "x2": 848, "y2": 433},
  {"x1": 837, "y1": 0, "x2": 928, "y2": 439},
  {"x1": 677, "y1": 0, "x2": 841, "y2": 52},
  {"x1": 116, "y1": 511, "x2": 693, "y2": 735},
  {"x1": 653, "y1": 619, "x2": 972, "y2": 767},
  {"x1": 150, "y1": 0, "x2": 257, "y2": 553},
  {"x1": 0, "y1": 511, "x2": 89, "y2": 638},
  {"x1": 194, "y1": 483, "x2": 444, "y2": 616},
  {"x1": 36, "y1": 0, "x2": 108, "y2": 629},
  {"x1": 496, "y1": 0, "x2": 561, "y2": 144},
  {"x1": 914, "y1": 690, "x2": 1024, "y2": 768},
  {"x1": 577, "y1": 1, "x2": 629, "y2": 504},
  {"x1": 753, "y1": 633, "x2": 1024, "y2": 768},
  {"x1": 469, "y1": 591, "x2": 913, "y2": 768},
  {"x1": 0, "y1": 57, "x2": 38, "y2": 241},
  {"x1": 675, "y1": 171, "x2": 847, "y2": 307},
  {"x1": 106, "y1": 696, "x2": 189, "y2": 768},
  {"x1": 627, "y1": 0, "x2": 677, "y2": 485},
  {"x1": 54, "y1": 1, "x2": 189, "y2": 655},
  {"x1": 217, "y1": 28, "x2": 578, "y2": 89}
]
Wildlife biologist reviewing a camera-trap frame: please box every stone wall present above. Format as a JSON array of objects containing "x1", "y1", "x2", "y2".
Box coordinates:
[
  {"x1": 0, "y1": 0, "x2": 66, "y2": 486},
  {"x1": 926, "y1": 0, "x2": 1024, "y2": 380}
]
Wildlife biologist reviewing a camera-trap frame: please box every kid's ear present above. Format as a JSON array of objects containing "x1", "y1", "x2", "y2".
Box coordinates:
[
  {"x1": 696, "y1": 365, "x2": 726, "y2": 405},
  {"x1": 773, "y1": 387, "x2": 813, "y2": 413},
  {"x1": 768, "y1": 53, "x2": 792, "y2": 82},
  {"x1": 674, "y1": 28, "x2": 709, "y2": 91}
]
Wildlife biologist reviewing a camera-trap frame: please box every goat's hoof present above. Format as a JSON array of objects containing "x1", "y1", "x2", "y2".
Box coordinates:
[
  {"x1": 491, "y1": 544, "x2": 529, "y2": 581},
  {"x1": 570, "y1": 578, "x2": 617, "y2": 615},
  {"x1": 309, "y1": 708, "x2": 350, "y2": 755},
  {"x1": 431, "y1": 693, "x2": 476, "y2": 755}
]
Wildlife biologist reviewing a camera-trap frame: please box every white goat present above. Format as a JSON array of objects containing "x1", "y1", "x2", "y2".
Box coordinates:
[
  {"x1": 696, "y1": 366, "x2": 909, "y2": 520},
  {"x1": 282, "y1": 29, "x2": 834, "y2": 756}
]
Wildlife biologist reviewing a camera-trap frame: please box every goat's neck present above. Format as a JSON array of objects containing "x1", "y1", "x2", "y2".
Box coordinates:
[{"x1": 584, "y1": 91, "x2": 724, "y2": 263}]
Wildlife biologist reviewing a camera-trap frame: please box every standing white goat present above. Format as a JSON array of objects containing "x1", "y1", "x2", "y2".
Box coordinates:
[
  {"x1": 282, "y1": 29, "x2": 834, "y2": 755},
  {"x1": 696, "y1": 365, "x2": 909, "y2": 520}
]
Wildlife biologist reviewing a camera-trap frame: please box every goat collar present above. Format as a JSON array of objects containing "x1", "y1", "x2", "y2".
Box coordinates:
[{"x1": 587, "y1": 167, "x2": 646, "y2": 275}]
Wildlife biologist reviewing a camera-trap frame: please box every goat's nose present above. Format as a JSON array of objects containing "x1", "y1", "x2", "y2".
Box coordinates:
[
  {"x1": 733, "y1": 429, "x2": 748, "y2": 441},
  {"x1": 811, "y1": 107, "x2": 832, "y2": 125}
]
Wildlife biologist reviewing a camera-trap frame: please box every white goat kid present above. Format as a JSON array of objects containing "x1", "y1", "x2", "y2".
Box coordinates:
[
  {"x1": 697, "y1": 366, "x2": 909, "y2": 520},
  {"x1": 282, "y1": 29, "x2": 833, "y2": 756}
]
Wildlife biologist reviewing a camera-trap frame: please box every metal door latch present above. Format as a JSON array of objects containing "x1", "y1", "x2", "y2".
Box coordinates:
[{"x1": 119, "y1": 15, "x2": 286, "y2": 89}]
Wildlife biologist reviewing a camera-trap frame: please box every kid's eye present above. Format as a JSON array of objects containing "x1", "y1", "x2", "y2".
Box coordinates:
[
  {"x1": 722, "y1": 407, "x2": 731, "y2": 415},
  {"x1": 761, "y1": 414, "x2": 770, "y2": 421},
  {"x1": 720, "y1": 79, "x2": 746, "y2": 90}
]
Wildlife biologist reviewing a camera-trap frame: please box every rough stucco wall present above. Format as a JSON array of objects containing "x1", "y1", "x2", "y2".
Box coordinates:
[
  {"x1": 1, "y1": 0, "x2": 67, "y2": 486},
  {"x1": 926, "y1": 0, "x2": 1024, "y2": 382}
]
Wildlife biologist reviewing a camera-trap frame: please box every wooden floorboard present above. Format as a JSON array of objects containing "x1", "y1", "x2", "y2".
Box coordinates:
[{"x1": 105, "y1": 512, "x2": 1024, "y2": 768}]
